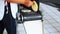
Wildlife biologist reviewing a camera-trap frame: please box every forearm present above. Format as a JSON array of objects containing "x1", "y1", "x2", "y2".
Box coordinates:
[
  {"x1": 6, "y1": 0, "x2": 25, "y2": 4},
  {"x1": 6, "y1": 0, "x2": 33, "y2": 7}
]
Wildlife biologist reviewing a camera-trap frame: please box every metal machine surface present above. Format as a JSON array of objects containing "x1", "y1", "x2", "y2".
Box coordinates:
[
  {"x1": 16, "y1": 0, "x2": 42, "y2": 23},
  {"x1": 16, "y1": 0, "x2": 42, "y2": 34},
  {"x1": 7, "y1": 0, "x2": 42, "y2": 34}
]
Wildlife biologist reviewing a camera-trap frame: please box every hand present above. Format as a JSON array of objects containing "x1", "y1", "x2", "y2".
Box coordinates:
[{"x1": 24, "y1": 1, "x2": 34, "y2": 7}]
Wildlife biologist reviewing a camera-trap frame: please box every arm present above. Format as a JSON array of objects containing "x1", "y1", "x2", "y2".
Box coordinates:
[{"x1": 6, "y1": 0, "x2": 33, "y2": 7}]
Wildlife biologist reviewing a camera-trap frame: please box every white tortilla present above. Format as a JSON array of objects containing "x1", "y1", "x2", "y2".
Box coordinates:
[{"x1": 32, "y1": 1, "x2": 38, "y2": 12}]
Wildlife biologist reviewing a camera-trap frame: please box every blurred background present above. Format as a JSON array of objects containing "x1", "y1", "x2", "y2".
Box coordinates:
[{"x1": 40, "y1": 0, "x2": 60, "y2": 34}]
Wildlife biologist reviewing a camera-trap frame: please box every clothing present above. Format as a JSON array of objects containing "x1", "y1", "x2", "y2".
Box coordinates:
[
  {"x1": 0, "y1": 0, "x2": 18, "y2": 20},
  {"x1": 0, "y1": 0, "x2": 18, "y2": 34},
  {"x1": 0, "y1": 4, "x2": 16, "y2": 34}
]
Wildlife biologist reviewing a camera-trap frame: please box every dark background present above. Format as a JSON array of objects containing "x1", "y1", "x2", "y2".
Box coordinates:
[{"x1": 41, "y1": 0, "x2": 60, "y2": 4}]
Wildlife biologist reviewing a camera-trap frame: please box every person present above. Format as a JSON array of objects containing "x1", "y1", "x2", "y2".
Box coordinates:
[{"x1": 0, "y1": 0, "x2": 34, "y2": 34}]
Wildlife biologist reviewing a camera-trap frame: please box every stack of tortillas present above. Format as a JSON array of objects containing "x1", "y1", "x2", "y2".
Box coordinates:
[{"x1": 31, "y1": 1, "x2": 38, "y2": 12}]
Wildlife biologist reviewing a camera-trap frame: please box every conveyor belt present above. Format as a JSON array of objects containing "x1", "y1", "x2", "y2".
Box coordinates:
[
  {"x1": 16, "y1": 11, "x2": 42, "y2": 23},
  {"x1": 22, "y1": 12, "x2": 42, "y2": 21}
]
